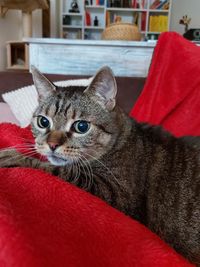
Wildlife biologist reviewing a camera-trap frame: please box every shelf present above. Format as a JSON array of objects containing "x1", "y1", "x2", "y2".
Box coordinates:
[
  {"x1": 85, "y1": 5, "x2": 104, "y2": 9},
  {"x1": 84, "y1": 26, "x2": 104, "y2": 30},
  {"x1": 107, "y1": 7, "x2": 147, "y2": 12},
  {"x1": 61, "y1": 0, "x2": 172, "y2": 40},
  {"x1": 149, "y1": 9, "x2": 169, "y2": 13},
  {"x1": 6, "y1": 41, "x2": 29, "y2": 71},
  {"x1": 147, "y1": 31, "x2": 163, "y2": 34},
  {"x1": 62, "y1": 25, "x2": 82, "y2": 29},
  {"x1": 62, "y1": 12, "x2": 83, "y2": 16}
]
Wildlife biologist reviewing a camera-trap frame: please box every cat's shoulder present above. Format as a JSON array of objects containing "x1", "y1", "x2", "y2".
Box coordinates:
[
  {"x1": 132, "y1": 120, "x2": 200, "y2": 150},
  {"x1": 133, "y1": 121, "x2": 173, "y2": 143}
]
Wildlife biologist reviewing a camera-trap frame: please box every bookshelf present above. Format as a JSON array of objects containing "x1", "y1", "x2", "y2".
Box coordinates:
[{"x1": 60, "y1": 0, "x2": 172, "y2": 40}]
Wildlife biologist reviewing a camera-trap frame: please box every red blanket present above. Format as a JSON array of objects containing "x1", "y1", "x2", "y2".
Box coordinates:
[
  {"x1": 0, "y1": 32, "x2": 197, "y2": 267},
  {"x1": 0, "y1": 123, "x2": 193, "y2": 267},
  {"x1": 130, "y1": 32, "x2": 200, "y2": 137}
]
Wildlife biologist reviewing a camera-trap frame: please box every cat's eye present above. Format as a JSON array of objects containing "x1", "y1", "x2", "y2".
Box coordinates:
[
  {"x1": 37, "y1": 116, "x2": 50, "y2": 129},
  {"x1": 72, "y1": 120, "x2": 90, "y2": 134}
]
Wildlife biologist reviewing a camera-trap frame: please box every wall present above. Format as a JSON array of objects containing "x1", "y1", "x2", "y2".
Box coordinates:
[
  {"x1": 170, "y1": 0, "x2": 200, "y2": 34},
  {"x1": 50, "y1": 0, "x2": 60, "y2": 37},
  {"x1": 0, "y1": 9, "x2": 42, "y2": 71}
]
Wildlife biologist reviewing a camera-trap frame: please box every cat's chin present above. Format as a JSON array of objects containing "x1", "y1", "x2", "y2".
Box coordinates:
[{"x1": 47, "y1": 155, "x2": 71, "y2": 166}]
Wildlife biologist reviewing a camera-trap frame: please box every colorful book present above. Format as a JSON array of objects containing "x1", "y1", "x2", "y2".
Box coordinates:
[
  {"x1": 106, "y1": 11, "x2": 110, "y2": 26},
  {"x1": 156, "y1": 0, "x2": 168, "y2": 9},
  {"x1": 131, "y1": 0, "x2": 137, "y2": 8},
  {"x1": 150, "y1": 0, "x2": 161, "y2": 9},
  {"x1": 141, "y1": 12, "x2": 146, "y2": 31}
]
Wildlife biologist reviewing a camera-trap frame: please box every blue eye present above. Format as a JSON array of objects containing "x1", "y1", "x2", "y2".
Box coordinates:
[
  {"x1": 37, "y1": 116, "x2": 50, "y2": 129},
  {"x1": 72, "y1": 120, "x2": 90, "y2": 134}
]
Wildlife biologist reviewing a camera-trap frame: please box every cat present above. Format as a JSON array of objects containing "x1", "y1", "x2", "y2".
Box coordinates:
[{"x1": 0, "y1": 66, "x2": 199, "y2": 265}]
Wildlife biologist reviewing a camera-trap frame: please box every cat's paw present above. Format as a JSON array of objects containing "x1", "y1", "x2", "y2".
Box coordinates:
[{"x1": 0, "y1": 149, "x2": 24, "y2": 168}]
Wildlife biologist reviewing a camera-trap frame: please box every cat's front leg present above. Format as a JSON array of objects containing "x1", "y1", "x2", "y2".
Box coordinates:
[{"x1": 0, "y1": 149, "x2": 53, "y2": 172}]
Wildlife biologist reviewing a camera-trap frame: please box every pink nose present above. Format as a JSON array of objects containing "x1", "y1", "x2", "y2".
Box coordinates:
[{"x1": 48, "y1": 142, "x2": 59, "y2": 151}]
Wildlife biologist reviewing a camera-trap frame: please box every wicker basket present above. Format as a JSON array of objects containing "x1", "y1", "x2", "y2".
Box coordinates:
[{"x1": 102, "y1": 22, "x2": 141, "y2": 41}]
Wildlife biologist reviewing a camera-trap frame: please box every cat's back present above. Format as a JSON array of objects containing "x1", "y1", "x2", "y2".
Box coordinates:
[{"x1": 131, "y1": 121, "x2": 200, "y2": 264}]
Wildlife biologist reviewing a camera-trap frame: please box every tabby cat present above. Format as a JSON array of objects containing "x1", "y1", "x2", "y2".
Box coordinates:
[{"x1": 0, "y1": 66, "x2": 199, "y2": 265}]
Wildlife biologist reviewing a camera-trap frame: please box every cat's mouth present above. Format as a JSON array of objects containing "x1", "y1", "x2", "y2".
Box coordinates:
[{"x1": 47, "y1": 154, "x2": 73, "y2": 166}]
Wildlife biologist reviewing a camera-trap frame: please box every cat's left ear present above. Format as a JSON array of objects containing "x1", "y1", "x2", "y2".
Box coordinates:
[
  {"x1": 31, "y1": 65, "x2": 56, "y2": 100},
  {"x1": 85, "y1": 66, "x2": 117, "y2": 110}
]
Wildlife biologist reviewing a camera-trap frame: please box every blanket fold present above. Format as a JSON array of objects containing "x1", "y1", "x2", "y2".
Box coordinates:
[{"x1": 130, "y1": 32, "x2": 200, "y2": 137}]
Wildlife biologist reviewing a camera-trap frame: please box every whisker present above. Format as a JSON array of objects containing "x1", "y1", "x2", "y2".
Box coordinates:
[
  {"x1": 0, "y1": 144, "x2": 35, "y2": 152},
  {"x1": 78, "y1": 158, "x2": 88, "y2": 189},
  {"x1": 0, "y1": 150, "x2": 38, "y2": 166},
  {"x1": 78, "y1": 154, "x2": 94, "y2": 190},
  {"x1": 81, "y1": 151, "x2": 121, "y2": 187}
]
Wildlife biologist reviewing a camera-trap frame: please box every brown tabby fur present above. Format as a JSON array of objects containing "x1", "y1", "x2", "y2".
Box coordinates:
[{"x1": 0, "y1": 66, "x2": 199, "y2": 265}]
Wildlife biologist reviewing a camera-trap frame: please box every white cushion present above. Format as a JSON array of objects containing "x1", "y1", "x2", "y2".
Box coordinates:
[
  {"x1": 2, "y1": 78, "x2": 92, "y2": 128},
  {"x1": 0, "y1": 102, "x2": 20, "y2": 125}
]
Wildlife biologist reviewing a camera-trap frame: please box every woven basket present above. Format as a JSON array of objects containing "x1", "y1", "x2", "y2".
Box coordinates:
[{"x1": 102, "y1": 22, "x2": 141, "y2": 41}]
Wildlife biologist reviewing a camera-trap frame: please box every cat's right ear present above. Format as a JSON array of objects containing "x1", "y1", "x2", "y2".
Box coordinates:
[
  {"x1": 85, "y1": 66, "x2": 117, "y2": 111},
  {"x1": 31, "y1": 66, "x2": 56, "y2": 100}
]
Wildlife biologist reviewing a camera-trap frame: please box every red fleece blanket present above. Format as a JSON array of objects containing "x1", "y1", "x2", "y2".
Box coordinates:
[
  {"x1": 130, "y1": 32, "x2": 200, "y2": 137},
  {"x1": 0, "y1": 124, "x2": 193, "y2": 267},
  {"x1": 0, "y1": 32, "x2": 197, "y2": 267}
]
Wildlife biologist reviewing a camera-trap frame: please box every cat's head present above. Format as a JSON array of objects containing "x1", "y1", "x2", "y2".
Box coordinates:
[{"x1": 31, "y1": 66, "x2": 121, "y2": 166}]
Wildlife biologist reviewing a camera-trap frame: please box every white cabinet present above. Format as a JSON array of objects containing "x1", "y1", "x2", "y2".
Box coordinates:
[{"x1": 60, "y1": 0, "x2": 172, "y2": 40}]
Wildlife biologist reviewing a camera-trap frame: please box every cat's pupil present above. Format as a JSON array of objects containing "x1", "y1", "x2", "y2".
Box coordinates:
[
  {"x1": 37, "y1": 116, "x2": 50, "y2": 129},
  {"x1": 72, "y1": 120, "x2": 90, "y2": 134}
]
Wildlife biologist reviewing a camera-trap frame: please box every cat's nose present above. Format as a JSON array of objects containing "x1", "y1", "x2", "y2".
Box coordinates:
[{"x1": 48, "y1": 142, "x2": 59, "y2": 151}]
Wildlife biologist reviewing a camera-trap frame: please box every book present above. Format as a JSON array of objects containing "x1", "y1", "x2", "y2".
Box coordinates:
[
  {"x1": 106, "y1": 11, "x2": 110, "y2": 26},
  {"x1": 141, "y1": 12, "x2": 146, "y2": 31},
  {"x1": 131, "y1": 0, "x2": 137, "y2": 8},
  {"x1": 149, "y1": 15, "x2": 153, "y2": 31},
  {"x1": 150, "y1": 0, "x2": 161, "y2": 9},
  {"x1": 138, "y1": 0, "x2": 145, "y2": 9},
  {"x1": 156, "y1": 0, "x2": 168, "y2": 9}
]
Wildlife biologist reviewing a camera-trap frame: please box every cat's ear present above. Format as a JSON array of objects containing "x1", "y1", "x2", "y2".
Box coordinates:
[
  {"x1": 31, "y1": 66, "x2": 56, "y2": 100},
  {"x1": 85, "y1": 66, "x2": 117, "y2": 110}
]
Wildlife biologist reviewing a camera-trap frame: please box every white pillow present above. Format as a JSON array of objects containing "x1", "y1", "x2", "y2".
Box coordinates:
[{"x1": 2, "y1": 78, "x2": 92, "y2": 128}]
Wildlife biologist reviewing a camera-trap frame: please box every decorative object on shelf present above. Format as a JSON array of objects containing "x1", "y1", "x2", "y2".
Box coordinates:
[
  {"x1": 69, "y1": 0, "x2": 80, "y2": 13},
  {"x1": 85, "y1": 11, "x2": 91, "y2": 26},
  {"x1": 179, "y1": 15, "x2": 191, "y2": 33},
  {"x1": 94, "y1": 16, "x2": 99, "y2": 26},
  {"x1": 114, "y1": 16, "x2": 122, "y2": 23},
  {"x1": 63, "y1": 15, "x2": 71, "y2": 25},
  {"x1": 102, "y1": 22, "x2": 141, "y2": 41}
]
